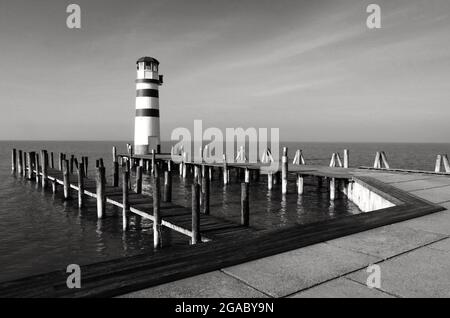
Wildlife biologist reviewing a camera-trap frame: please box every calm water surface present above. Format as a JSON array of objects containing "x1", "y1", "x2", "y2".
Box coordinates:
[{"x1": 0, "y1": 141, "x2": 449, "y2": 282}]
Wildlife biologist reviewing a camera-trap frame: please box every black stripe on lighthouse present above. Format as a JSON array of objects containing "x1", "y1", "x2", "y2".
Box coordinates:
[
  {"x1": 136, "y1": 89, "x2": 159, "y2": 98},
  {"x1": 136, "y1": 109, "x2": 160, "y2": 117}
]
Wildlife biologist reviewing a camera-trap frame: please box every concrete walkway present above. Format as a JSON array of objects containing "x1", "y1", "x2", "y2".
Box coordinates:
[{"x1": 121, "y1": 170, "x2": 450, "y2": 298}]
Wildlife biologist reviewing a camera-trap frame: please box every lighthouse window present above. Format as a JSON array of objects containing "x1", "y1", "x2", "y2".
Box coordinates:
[
  {"x1": 153, "y1": 64, "x2": 158, "y2": 72},
  {"x1": 145, "y1": 63, "x2": 152, "y2": 71}
]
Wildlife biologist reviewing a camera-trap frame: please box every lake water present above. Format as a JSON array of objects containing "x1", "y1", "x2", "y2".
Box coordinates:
[{"x1": 1, "y1": 140, "x2": 449, "y2": 282}]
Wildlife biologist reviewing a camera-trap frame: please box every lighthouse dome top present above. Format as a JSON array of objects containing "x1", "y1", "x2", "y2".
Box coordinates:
[{"x1": 136, "y1": 56, "x2": 160, "y2": 65}]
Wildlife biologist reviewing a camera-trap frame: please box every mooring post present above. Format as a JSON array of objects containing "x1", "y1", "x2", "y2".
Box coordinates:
[
  {"x1": 330, "y1": 177, "x2": 336, "y2": 200},
  {"x1": 77, "y1": 162, "x2": 85, "y2": 208},
  {"x1": 122, "y1": 170, "x2": 129, "y2": 231},
  {"x1": 297, "y1": 174, "x2": 304, "y2": 194},
  {"x1": 282, "y1": 147, "x2": 288, "y2": 194},
  {"x1": 435, "y1": 155, "x2": 442, "y2": 172},
  {"x1": 35, "y1": 152, "x2": 40, "y2": 183},
  {"x1": 222, "y1": 154, "x2": 228, "y2": 185},
  {"x1": 191, "y1": 183, "x2": 201, "y2": 244},
  {"x1": 112, "y1": 161, "x2": 119, "y2": 187},
  {"x1": 18, "y1": 150, "x2": 23, "y2": 175},
  {"x1": 153, "y1": 167, "x2": 162, "y2": 249},
  {"x1": 268, "y1": 172, "x2": 273, "y2": 190},
  {"x1": 442, "y1": 154, "x2": 450, "y2": 173},
  {"x1": 50, "y1": 152, "x2": 54, "y2": 169},
  {"x1": 83, "y1": 156, "x2": 88, "y2": 177},
  {"x1": 11, "y1": 149, "x2": 17, "y2": 173},
  {"x1": 343, "y1": 149, "x2": 349, "y2": 168},
  {"x1": 163, "y1": 170, "x2": 172, "y2": 202},
  {"x1": 112, "y1": 146, "x2": 117, "y2": 163},
  {"x1": 70, "y1": 155, "x2": 75, "y2": 174},
  {"x1": 63, "y1": 159, "x2": 70, "y2": 199},
  {"x1": 41, "y1": 151, "x2": 48, "y2": 188},
  {"x1": 136, "y1": 166, "x2": 143, "y2": 194},
  {"x1": 202, "y1": 166, "x2": 210, "y2": 215},
  {"x1": 240, "y1": 182, "x2": 250, "y2": 227},
  {"x1": 151, "y1": 149, "x2": 156, "y2": 176},
  {"x1": 26, "y1": 152, "x2": 32, "y2": 180},
  {"x1": 96, "y1": 166, "x2": 106, "y2": 218}
]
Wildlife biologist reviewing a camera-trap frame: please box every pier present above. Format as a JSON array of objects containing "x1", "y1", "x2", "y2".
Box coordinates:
[{"x1": 1, "y1": 147, "x2": 448, "y2": 297}]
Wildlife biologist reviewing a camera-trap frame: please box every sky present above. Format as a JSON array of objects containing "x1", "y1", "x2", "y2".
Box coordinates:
[{"x1": 0, "y1": 0, "x2": 450, "y2": 142}]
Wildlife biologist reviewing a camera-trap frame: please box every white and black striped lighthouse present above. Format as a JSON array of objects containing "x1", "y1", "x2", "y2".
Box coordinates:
[{"x1": 134, "y1": 56, "x2": 163, "y2": 155}]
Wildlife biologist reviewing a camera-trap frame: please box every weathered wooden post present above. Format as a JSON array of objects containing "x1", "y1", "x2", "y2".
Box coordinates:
[
  {"x1": 26, "y1": 152, "x2": 33, "y2": 180},
  {"x1": 50, "y1": 152, "x2": 54, "y2": 169},
  {"x1": 194, "y1": 165, "x2": 200, "y2": 185},
  {"x1": 96, "y1": 166, "x2": 106, "y2": 218},
  {"x1": 22, "y1": 151, "x2": 27, "y2": 177},
  {"x1": 330, "y1": 177, "x2": 336, "y2": 200},
  {"x1": 113, "y1": 161, "x2": 119, "y2": 187},
  {"x1": 136, "y1": 166, "x2": 143, "y2": 194},
  {"x1": 191, "y1": 183, "x2": 201, "y2": 244},
  {"x1": 201, "y1": 166, "x2": 210, "y2": 215},
  {"x1": 35, "y1": 152, "x2": 40, "y2": 183},
  {"x1": 241, "y1": 182, "x2": 250, "y2": 227},
  {"x1": 77, "y1": 162, "x2": 85, "y2": 208},
  {"x1": 281, "y1": 147, "x2": 288, "y2": 194},
  {"x1": 112, "y1": 146, "x2": 117, "y2": 163},
  {"x1": 222, "y1": 154, "x2": 228, "y2": 185},
  {"x1": 435, "y1": 155, "x2": 442, "y2": 172},
  {"x1": 245, "y1": 168, "x2": 250, "y2": 183},
  {"x1": 63, "y1": 159, "x2": 70, "y2": 199},
  {"x1": 163, "y1": 170, "x2": 172, "y2": 202},
  {"x1": 11, "y1": 149, "x2": 17, "y2": 173},
  {"x1": 151, "y1": 149, "x2": 156, "y2": 175},
  {"x1": 41, "y1": 151, "x2": 48, "y2": 188},
  {"x1": 59, "y1": 153, "x2": 63, "y2": 171},
  {"x1": 122, "y1": 170, "x2": 129, "y2": 231},
  {"x1": 70, "y1": 155, "x2": 75, "y2": 174},
  {"x1": 442, "y1": 154, "x2": 450, "y2": 173},
  {"x1": 297, "y1": 174, "x2": 304, "y2": 194},
  {"x1": 343, "y1": 149, "x2": 349, "y2": 168},
  {"x1": 153, "y1": 167, "x2": 162, "y2": 249},
  {"x1": 83, "y1": 156, "x2": 88, "y2": 177},
  {"x1": 18, "y1": 150, "x2": 23, "y2": 175},
  {"x1": 268, "y1": 172, "x2": 273, "y2": 190}
]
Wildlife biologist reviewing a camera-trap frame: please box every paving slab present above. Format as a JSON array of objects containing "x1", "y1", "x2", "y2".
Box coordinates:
[
  {"x1": 326, "y1": 224, "x2": 446, "y2": 259},
  {"x1": 118, "y1": 271, "x2": 268, "y2": 298},
  {"x1": 346, "y1": 247, "x2": 450, "y2": 297},
  {"x1": 410, "y1": 185, "x2": 450, "y2": 204},
  {"x1": 222, "y1": 243, "x2": 379, "y2": 298},
  {"x1": 390, "y1": 177, "x2": 450, "y2": 192},
  {"x1": 289, "y1": 277, "x2": 394, "y2": 298},
  {"x1": 397, "y1": 210, "x2": 450, "y2": 236}
]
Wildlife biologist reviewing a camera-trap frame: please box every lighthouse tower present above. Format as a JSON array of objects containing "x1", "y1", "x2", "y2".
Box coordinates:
[{"x1": 134, "y1": 56, "x2": 163, "y2": 155}]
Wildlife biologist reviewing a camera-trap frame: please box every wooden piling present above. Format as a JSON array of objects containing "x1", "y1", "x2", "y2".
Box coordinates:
[
  {"x1": 70, "y1": 155, "x2": 75, "y2": 174},
  {"x1": 163, "y1": 170, "x2": 172, "y2": 202},
  {"x1": 122, "y1": 171, "x2": 129, "y2": 231},
  {"x1": 35, "y1": 152, "x2": 40, "y2": 183},
  {"x1": 330, "y1": 177, "x2": 336, "y2": 200},
  {"x1": 268, "y1": 173, "x2": 273, "y2": 190},
  {"x1": 113, "y1": 161, "x2": 119, "y2": 187},
  {"x1": 50, "y1": 152, "x2": 54, "y2": 169},
  {"x1": 201, "y1": 166, "x2": 210, "y2": 215},
  {"x1": 112, "y1": 146, "x2": 117, "y2": 163},
  {"x1": 191, "y1": 183, "x2": 201, "y2": 244},
  {"x1": 281, "y1": 147, "x2": 288, "y2": 194},
  {"x1": 51, "y1": 179, "x2": 57, "y2": 194},
  {"x1": 63, "y1": 160, "x2": 70, "y2": 199},
  {"x1": 151, "y1": 149, "x2": 156, "y2": 175},
  {"x1": 96, "y1": 166, "x2": 106, "y2": 218},
  {"x1": 26, "y1": 152, "x2": 33, "y2": 180},
  {"x1": 153, "y1": 167, "x2": 162, "y2": 249},
  {"x1": 11, "y1": 149, "x2": 17, "y2": 172},
  {"x1": 435, "y1": 155, "x2": 442, "y2": 172},
  {"x1": 18, "y1": 150, "x2": 23, "y2": 175},
  {"x1": 297, "y1": 174, "x2": 304, "y2": 194},
  {"x1": 380, "y1": 151, "x2": 390, "y2": 169},
  {"x1": 136, "y1": 166, "x2": 143, "y2": 194},
  {"x1": 83, "y1": 156, "x2": 88, "y2": 177},
  {"x1": 343, "y1": 149, "x2": 349, "y2": 168},
  {"x1": 41, "y1": 151, "x2": 48, "y2": 188},
  {"x1": 22, "y1": 151, "x2": 27, "y2": 177},
  {"x1": 77, "y1": 162, "x2": 85, "y2": 208},
  {"x1": 241, "y1": 182, "x2": 249, "y2": 227},
  {"x1": 373, "y1": 152, "x2": 381, "y2": 168},
  {"x1": 59, "y1": 153, "x2": 63, "y2": 171},
  {"x1": 443, "y1": 154, "x2": 450, "y2": 173},
  {"x1": 222, "y1": 154, "x2": 228, "y2": 184},
  {"x1": 245, "y1": 168, "x2": 250, "y2": 183}
]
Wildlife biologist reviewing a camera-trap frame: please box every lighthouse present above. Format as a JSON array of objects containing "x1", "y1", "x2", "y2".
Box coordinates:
[{"x1": 134, "y1": 56, "x2": 163, "y2": 155}]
